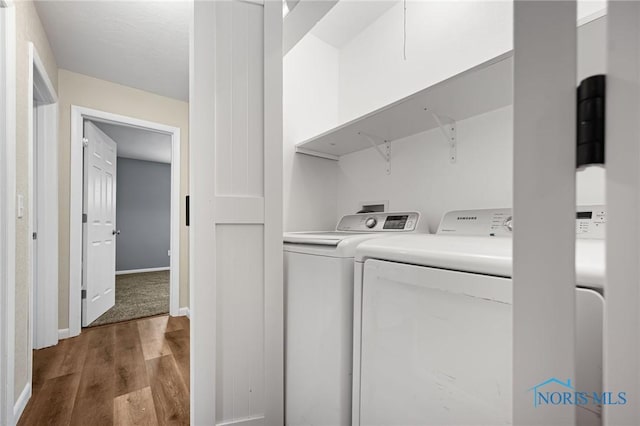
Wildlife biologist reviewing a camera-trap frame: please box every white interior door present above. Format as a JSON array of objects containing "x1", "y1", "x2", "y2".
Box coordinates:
[
  {"x1": 82, "y1": 121, "x2": 117, "y2": 326},
  {"x1": 31, "y1": 103, "x2": 38, "y2": 340},
  {"x1": 190, "y1": 0, "x2": 283, "y2": 423}
]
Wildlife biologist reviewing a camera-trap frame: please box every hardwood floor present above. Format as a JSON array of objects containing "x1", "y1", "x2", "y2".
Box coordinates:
[{"x1": 18, "y1": 315, "x2": 190, "y2": 426}]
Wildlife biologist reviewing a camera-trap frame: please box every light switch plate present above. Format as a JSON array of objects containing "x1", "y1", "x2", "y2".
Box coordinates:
[{"x1": 17, "y1": 194, "x2": 24, "y2": 218}]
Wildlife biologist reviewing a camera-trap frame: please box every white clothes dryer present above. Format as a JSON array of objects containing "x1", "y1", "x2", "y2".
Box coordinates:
[{"x1": 352, "y1": 206, "x2": 606, "y2": 426}]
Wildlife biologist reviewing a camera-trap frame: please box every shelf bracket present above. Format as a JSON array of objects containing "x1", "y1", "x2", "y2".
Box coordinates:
[
  {"x1": 358, "y1": 132, "x2": 391, "y2": 174},
  {"x1": 429, "y1": 111, "x2": 457, "y2": 163}
]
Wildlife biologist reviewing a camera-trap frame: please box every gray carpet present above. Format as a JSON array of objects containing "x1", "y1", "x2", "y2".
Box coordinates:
[{"x1": 88, "y1": 270, "x2": 170, "y2": 327}]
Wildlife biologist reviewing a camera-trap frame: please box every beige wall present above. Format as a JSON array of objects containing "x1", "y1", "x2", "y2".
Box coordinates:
[
  {"x1": 12, "y1": 1, "x2": 190, "y2": 402},
  {"x1": 57, "y1": 69, "x2": 190, "y2": 329},
  {"x1": 14, "y1": 0, "x2": 59, "y2": 401}
]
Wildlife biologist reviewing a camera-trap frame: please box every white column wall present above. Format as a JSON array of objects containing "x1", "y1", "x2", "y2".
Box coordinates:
[
  {"x1": 512, "y1": 1, "x2": 577, "y2": 424},
  {"x1": 604, "y1": 1, "x2": 640, "y2": 424}
]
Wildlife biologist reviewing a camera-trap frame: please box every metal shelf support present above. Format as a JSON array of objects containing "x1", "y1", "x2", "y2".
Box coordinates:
[
  {"x1": 428, "y1": 110, "x2": 457, "y2": 163},
  {"x1": 358, "y1": 132, "x2": 391, "y2": 174}
]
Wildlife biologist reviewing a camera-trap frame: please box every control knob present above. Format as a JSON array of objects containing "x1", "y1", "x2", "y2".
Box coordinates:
[{"x1": 365, "y1": 217, "x2": 377, "y2": 229}]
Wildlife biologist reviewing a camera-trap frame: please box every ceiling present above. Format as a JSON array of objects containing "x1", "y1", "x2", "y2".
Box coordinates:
[
  {"x1": 310, "y1": 0, "x2": 398, "y2": 49},
  {"x1": 93, "y1": 121, "x2": 172, "y2": 164},
  {"x1": 35, "y1": 1, "x2": 189, "y2": 101}
]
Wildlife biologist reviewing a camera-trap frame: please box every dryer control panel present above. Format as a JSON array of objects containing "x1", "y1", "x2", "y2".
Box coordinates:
[
  {"x1": 337, "y1": 211, "x2": 423, "y2": 232},
  {"x1": 437, "y1": 206, "x2": 606, "y2": 239}
]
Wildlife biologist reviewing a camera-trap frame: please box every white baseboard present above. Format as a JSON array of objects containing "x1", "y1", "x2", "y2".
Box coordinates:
[
  {"x1": 115, "y1": 267, "x2": 170, "y2": 275},
  {"x1": 178, "y1": 307, "x2": 190, "y2": 319},
  {"x1": 13, "y1": 382, "x2": 31, "y2": 423},
  {"x1": 58, "y1": 328, "x2": 70, "y2": 340},
  {"x1": 217, "y1": 416, "x2": 264, "y2": 426}
]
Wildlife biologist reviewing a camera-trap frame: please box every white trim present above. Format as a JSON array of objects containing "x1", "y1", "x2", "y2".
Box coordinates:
[
  {"x1": 217, "y1": 415, "x2": 264, "y2": 426},
  {"x1": 0, "y1": 2, "x2": 16, "y2": 425},
  {"x1": 264, "y1": 0, "x2": 284, "y2": 423},
  {"x1": 57, "y1": 328, "x2": 69, "y2": 340},
  {"x1": 190, "y1": 2, "x2": 217, "y2": 423},
  {"x1": 28, "y1": 42, "x2": 59, "y2": 355},
  {"x1": 12, "y1": 383, "x2": 30, "y2": 423},
  {"x1": 178, "y1": 307, "x2": 190, "y2": 319},
  {"x1": 70, "y1": 106, "x2": 181, "y2": 337},
  {"x1": 115, "y1": 267, "x2": 170, "y2": 276}
]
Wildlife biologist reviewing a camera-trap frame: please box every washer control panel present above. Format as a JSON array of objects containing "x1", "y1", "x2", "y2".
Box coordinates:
[
  {"x1": 576, "y1": 205, "x2": 606, "y2": 239},
  {"x1": 337, "y1": 211, "x2": 421, "y2": 232},
  {"x1": 437, "y1": 206, "x2": 606, "y2": 239}
]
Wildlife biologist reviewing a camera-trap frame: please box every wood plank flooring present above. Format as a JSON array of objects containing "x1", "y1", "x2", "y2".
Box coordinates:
[{"x1": 18, "y1": 315, "x2": 190, "y2": 426}]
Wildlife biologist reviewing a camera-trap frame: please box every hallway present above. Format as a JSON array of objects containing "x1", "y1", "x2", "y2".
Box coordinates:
[{"x1": 18, "y1": 315, "x2": 190, "y2": 425}]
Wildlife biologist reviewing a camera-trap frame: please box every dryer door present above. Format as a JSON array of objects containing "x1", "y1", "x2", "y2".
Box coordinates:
[{"x1": 359, "y1": 259, "x2": 513, "y2": 425}]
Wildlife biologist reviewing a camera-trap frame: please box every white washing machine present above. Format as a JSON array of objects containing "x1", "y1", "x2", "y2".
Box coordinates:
[
  {"x1": 352, "y1": 206, "x2": 606, "y2": 426},
  {"x1": 284, "y1": 211, "x2": 426, "y2": 426}
]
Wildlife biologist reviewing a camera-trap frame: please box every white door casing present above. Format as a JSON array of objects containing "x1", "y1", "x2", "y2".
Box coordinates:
[
  {"x1": 82, "y1": 122, "x2": 117, "y2": 326},
  {"x1": 69, "y1": 107, "x2": 181, "y2": 338},
  {"x1": 0, "y1": 1, "x2": 16, "y2": 424},
  {"x1": 29, "y1": 42, "x2": 59, "y2": 352}
]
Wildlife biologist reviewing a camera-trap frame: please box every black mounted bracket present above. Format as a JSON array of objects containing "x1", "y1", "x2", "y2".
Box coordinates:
[{"x1": 577, "y1": 74, "x2": 605, "y2": 168}]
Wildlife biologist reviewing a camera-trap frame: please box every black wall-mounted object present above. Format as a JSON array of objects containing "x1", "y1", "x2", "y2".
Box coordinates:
[
  {"x1": 577, "y1": 75, "x2": 605, "y2": 168},
  {"x1": 186, "y1": 195, "x2": 190, "y2": 227}
]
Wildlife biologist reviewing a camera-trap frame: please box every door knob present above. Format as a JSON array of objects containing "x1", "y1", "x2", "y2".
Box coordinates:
[{"x1": 112, "y1": 229, "x2": 121, "y2": 235}]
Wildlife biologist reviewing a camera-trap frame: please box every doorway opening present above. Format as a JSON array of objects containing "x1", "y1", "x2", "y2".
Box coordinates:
[
  {"x1": 83, "y1": 120, "x2": 173, "y2": 327},
  {"x1": 69, "y1": 107, "x2": 181, "y2": 336},
  {"x1": 29, "y1": 42, "x2": 58, "y2": 353}
]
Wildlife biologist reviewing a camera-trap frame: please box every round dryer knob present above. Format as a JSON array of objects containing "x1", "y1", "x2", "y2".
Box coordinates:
[
  {"x1": 365, "y1": 217, "x2": 378, "y2": 229},
  {"x1": 504, "y1": 216, "x2": 513, "y2": 232}
]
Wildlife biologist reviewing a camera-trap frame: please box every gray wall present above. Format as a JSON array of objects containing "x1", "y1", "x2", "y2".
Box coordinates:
[{"x1": 116, "y1": 157, "x2": 171, "y2": 271}]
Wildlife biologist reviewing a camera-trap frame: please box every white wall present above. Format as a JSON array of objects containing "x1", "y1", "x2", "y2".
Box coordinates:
[
  {"x1": 334, "y1": 1, "x2": 513, "y2": 228},
  {"x1": 335, "y1": 4, "x2": 607, "y2": 227},
  {"x1": 284, "y1": 2, "x2": 607, "y2": 232},
  {"x1": 338, "y1": 0, "x2": 513, "y2": 124},
  {"x1": 338, "y1": 106, "x2": 513, "y2": 232},
  {"x1": 284, "y1": 33, "x2": 340, "y2": 231}
]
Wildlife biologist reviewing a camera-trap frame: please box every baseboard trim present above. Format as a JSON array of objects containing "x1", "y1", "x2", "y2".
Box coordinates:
[
  {"x1": 115, "y1": 267, "x2": 170, "y2": 275},
  {"x1": 13, "y1": 382, "x2": 31, "y2": 422},
  {"x1": 217, "y1": 415, "x2": 264, "y2": 426},
  {"x1": 58, "y1": 328, "x2": 70, "y2": 340},
  {"x1": 178, "y1": 307, "x2": 190, "y2": 319}
]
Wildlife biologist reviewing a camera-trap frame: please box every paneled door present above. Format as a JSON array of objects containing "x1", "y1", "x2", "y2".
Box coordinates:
[
  {"x1": 82, "y1": 121, "x2": 117, "y2": 326},
  {"x1": 190, "y1": 0, "x2": 283, "y2": 424}
]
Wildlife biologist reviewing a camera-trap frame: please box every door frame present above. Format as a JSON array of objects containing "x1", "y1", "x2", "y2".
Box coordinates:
[
  {"x1": 69, "y1": 106, "x2": 181, "y2": 337},
  {"x1": 28, "y1": 42, "x2": 59, "y2": 354},
  {"x1": 0, "y1": 1, "x2": 16, "y2": 424}
]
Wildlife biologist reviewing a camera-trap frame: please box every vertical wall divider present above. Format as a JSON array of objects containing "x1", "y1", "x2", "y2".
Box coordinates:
[
  {"x1": 605, "y1": 1, "x2": 640, "y2": 424},
  {"x1": 263, "y1": 0, "x2": 285, "y2": 424},
  {"x1": 190, "y1": 1, "x2": 217, "y2": 424},
  {"x1": 512, "y1": 1, "x2": 577, "y2": 424}
]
